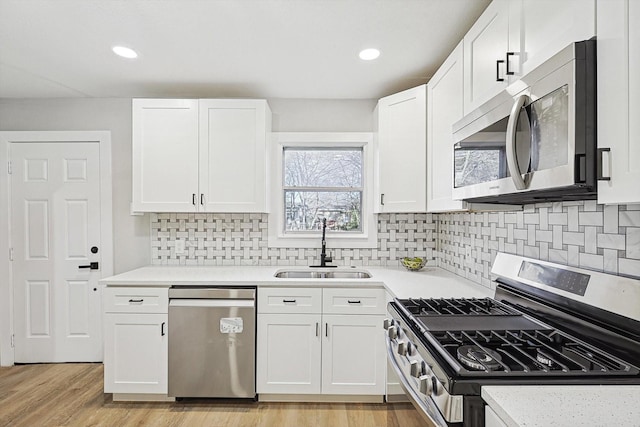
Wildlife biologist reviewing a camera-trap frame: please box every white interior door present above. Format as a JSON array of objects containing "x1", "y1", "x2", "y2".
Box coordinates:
[{"x1": 11, "y1": 142, "x2": 103, "y2": 363}]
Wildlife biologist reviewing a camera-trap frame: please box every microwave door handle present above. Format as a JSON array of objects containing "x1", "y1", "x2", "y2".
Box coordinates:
[{"x1": 506, "y1": 94, "x2": 530, "y2": 190}]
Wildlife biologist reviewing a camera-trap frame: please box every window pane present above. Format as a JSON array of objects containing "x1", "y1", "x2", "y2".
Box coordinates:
[
  {"x1": 284, "y1": 148, "x2": 362, "y2": 188},
  {"x1": 284, "y1": 191, "x2": 362, "y2": 232}
]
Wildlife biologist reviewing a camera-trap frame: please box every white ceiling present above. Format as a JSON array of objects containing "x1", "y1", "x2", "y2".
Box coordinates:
[{"x1": 0, "y1": 0, "x2": 490, "y2": 100}]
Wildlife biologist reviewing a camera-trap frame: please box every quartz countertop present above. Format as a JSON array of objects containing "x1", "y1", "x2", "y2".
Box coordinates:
[
  {"x1": 99, "y1": 265, "x2": 493, "y2": 299},
  {"x1": 482, "y1": 385, "x2": 640, "y2": 427}
]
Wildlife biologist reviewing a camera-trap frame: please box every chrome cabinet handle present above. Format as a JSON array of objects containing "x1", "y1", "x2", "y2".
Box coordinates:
[
  {"x1": 161, "y1": 322, "x2": 166, "y2": 336},
  {"x1": 129, "y1": 299, "x2": 144, "y2": 304},
  {"x1": 325, "y1": 323, "x2": 328, "y2": 337},
  {"x1": 380, "y1": 193, "x2": 385, "y2": 206},
  {"x1": 192, "y1": 193, "x2": 196, "y2": 205},
  {"x1": 282, "y1": 299, "x2": 296, "y2": 303},
  {"x1": 496, "y1": 59, "x2": 505, "y2": 82},
  {"x1": 347, "y1": 300, "x2": 361, "y2": 304},
  {"x1": 506, "y1": 94, "x2": 531, "y2": 190},
  {"x1": 316, "y1": 322, "x2": 319, "y2": 337},
  {"x1": 200, "y1": 193, "x2": 204, "y2": 205}
]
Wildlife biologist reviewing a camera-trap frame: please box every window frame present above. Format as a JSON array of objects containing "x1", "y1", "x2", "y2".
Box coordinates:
[{"x1": 269, "y1": 132, "x2": 377, "y2": 249}]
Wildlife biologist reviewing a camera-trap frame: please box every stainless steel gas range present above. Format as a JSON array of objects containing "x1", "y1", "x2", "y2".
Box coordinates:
[{"x1": 385, "y1": 253, "x2": 640, "y2": 426}]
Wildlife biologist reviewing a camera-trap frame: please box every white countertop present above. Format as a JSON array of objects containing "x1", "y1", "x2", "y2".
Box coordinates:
[
  {"x1": 482, "y1": 385, "x2": 640, "y2": 427},
  {"x1": 102, "y1": 265, "x2": 638, "y2": 423},
  {"x1": 99, "y1": 265, "x2": 493, "y2": 299}
]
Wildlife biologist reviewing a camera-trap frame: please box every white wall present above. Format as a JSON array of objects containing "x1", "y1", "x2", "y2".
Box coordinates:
[{"x1": 270, "y1": 98, "x2": 376, "y2": 131}]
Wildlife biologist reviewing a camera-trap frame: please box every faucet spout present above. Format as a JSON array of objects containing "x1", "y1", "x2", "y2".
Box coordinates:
[{"x1": 311, "y1": 218, "x2": 336, "y2": 268}]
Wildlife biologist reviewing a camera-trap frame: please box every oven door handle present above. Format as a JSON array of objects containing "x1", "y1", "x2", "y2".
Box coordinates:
[
  {"x1": 506, "y1": 93, "x2": 531, "y2": 190},
  {"x1": 385, "y1": 335, "x2": 449, "y2": 427}
]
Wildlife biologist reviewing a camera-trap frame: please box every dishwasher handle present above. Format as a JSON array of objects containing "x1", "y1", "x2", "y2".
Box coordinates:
[
  {"x1": 169, "y1": 287, "x2": 255, "y2": 300},
  {"x1": 169, "y1": 299, "x2": 254, "y2": 308}
]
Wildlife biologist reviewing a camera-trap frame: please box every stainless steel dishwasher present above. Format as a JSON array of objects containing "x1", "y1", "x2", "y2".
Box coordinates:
[{"x1": 168, "y1": 287, "x2": 256, "y2": 398}]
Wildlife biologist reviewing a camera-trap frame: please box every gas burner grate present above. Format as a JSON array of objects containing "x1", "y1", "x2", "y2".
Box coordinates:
[
  {"x1": 401, "y1": 297, "x2": 520, "y2": 316},
  {"x1": 428, "y1": 329, "x2": 637, "y2": 376}
]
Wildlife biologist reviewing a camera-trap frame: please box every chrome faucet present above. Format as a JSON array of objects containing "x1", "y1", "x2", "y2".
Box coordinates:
[{"x1": 311, "y1": 218, "x2": 336, "y2": 268}]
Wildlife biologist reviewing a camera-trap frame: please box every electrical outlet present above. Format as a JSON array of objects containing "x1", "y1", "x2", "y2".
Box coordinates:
[{"x1": 175, "y1": 239, "x2": 185, "y2": 254}]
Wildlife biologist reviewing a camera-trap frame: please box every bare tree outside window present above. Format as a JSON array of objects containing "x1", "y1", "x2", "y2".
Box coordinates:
[{"x1": 283, "y1": 148, "x2": 363, "y2": 232}]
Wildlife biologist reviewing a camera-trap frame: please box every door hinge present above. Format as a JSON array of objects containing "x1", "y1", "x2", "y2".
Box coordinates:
[
  {"x1": 7, "y1": 161, "x2": 12, "y2": 175},
  {"x1": 11, "y1": 334, "x2": 14, "y2": 348},
  {"x1": 9, "y1": 248, "x2": 13, "y2": 262}
]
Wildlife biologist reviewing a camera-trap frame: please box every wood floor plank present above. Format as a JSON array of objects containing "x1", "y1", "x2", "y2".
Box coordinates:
[{"x1": 0, "y1": 364, "x2": 426, "y2": 426}]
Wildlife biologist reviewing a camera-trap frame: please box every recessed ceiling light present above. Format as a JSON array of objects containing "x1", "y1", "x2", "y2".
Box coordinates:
[
  {"x1": 359, "y1": 48, "x2": 380, "y2": 61},
  {"x1": 112, "y1": 46, "x2": 138, "y2": 59}
]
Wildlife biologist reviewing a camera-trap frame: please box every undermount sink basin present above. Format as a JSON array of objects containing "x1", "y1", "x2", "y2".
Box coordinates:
[{"x1": 274, "y1": 269, "x2": 371, "y2": 279}]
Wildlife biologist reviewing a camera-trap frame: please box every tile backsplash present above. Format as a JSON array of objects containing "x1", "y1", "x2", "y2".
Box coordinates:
[
  {"x1": 438, "y1": 201, "x2": 640, "y2": 287},
  {"x1": 149, "y1": 201, "x2": 640, "y2": 286},
  {"x1": 150, "y1": 213, "x2": 437, "y2": 267}
]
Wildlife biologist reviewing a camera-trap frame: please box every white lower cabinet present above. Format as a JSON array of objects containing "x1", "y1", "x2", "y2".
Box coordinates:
[
  {"x1": 103, "y1": 313, "x2": 168, "y2": 394},
  {"x1": 256, "y1": 287, "x2": 386, "y2": 397},
  {"x1": 321, "y1": 314, "x2": 385, "y2": 395},
  {"x1": 256, "y1": 313, "x2": 322, "y2": 394},
  {"x1": 103, "y1": 286, "x2": 169, "y2": 396}
]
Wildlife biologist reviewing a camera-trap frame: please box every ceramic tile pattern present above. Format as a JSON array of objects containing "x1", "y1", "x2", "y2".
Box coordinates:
[
  {"x1": 438, "y1": 201, "x2": 640, "y2": 287},
  {"x1": 150, "y1": 202, "x2": 640, "y2": 286},
  {"x1": 151, "y1": 213, "x2": 437, "y2": 267}
]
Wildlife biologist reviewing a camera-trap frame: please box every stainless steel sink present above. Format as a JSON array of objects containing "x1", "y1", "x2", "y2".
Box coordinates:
[{"x1": 274, "y1": 269, "x2": 371, "y2": 279}]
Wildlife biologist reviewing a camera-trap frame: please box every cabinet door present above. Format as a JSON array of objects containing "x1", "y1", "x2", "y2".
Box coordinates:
[
  {"x1": 427, "y1": 41, "x2": 466, "y2": 213},
  {"x1": 322, "y1": 314, "x2": 385, "y2": 395},
  {"x1": 512, "y1": 0, "x2": 595, "y2": 78},
  {"x1": 199, "y1": 99, "x2": 271, "y2": 212},
  {"x1": 597, "y1": 0, "x2": 640, "y2": 204},
  {"x1": 132, "y1": 99, "x2": 199, "y2": 212},
  {"x1": 256, "y1": 313, "x2": 322, "y2": 394},
  {"x1": 463, "y1": 0, "x2": 510, "y2": 114},
  {"x1": 103, "y1": 313, "x2": 168, "y2": 394},
  {"x1": 376, "y1": 85, "x2": 426, "y2": 213}
]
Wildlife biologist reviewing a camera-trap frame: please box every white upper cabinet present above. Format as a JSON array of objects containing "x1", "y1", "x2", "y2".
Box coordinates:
[
  {"x1": 199, "y1": 99, "x2": 271, "y2": 212},
  {"x1": 132, "y1": 99, "x2": 199, "y2": 212},
  {"x1": 463, "y1": 0, "x2": 510, "y2": 114},
  {"x1": 132, "y1": 98, "x2": 271, "y2": 213},
  {"x1": 513, "y1": 0, "x2": 596, "y2": 78},
  {"x1": 375, "y1": 85, "x2": 427, "y2": 213},
  {"x1": 427, "y1": 41, "x2": 466, "y2": 213},
  {"x1": 597, "y1": 0, "x2": 640, "y2": 204},
  {"x1": 463, "y1": 0, "x2": 595, "y2": 115}
]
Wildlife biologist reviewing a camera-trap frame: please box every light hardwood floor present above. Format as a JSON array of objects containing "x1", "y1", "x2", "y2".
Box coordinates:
[{"x1": 0, "y1": 364, "x2": 426, "y2": 426}]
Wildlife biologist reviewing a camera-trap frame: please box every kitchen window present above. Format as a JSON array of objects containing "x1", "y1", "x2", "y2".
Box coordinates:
[{"x1": 269, "y1": 133, "x2": 376, "y2": 248}]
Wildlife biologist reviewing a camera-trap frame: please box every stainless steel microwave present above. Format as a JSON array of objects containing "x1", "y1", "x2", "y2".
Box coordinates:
[{"x1": 451, "y1": 40, "x2": 596, "y2": 204}]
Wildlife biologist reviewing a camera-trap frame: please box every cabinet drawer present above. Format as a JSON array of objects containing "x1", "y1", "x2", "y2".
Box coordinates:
[
  {"x1": 104, "y1": 287, "x2": 169, "y2": 314},
  {"x1": 322, "y1": 288, "x2": 386, "y2": 315},
  {"x1": 258, "y1": 288, "x2": 322, "y2": 314}
]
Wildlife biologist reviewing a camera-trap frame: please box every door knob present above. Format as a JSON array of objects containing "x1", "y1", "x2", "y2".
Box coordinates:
[{"x1": 79, "y1": 262, "x2": 99, "y2": 270}]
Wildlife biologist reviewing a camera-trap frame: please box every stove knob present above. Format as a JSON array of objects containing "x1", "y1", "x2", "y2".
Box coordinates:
[
  {"x1": 388, "y1": 326, "x2": 398, "y2": 340},
  {"x1": 410, "y1": 360, "x2": 421, "y2": 377},
  {"x1": 418, "y1": 375, "x2": 433, "y2": 395},
  {"x1": 432, "y1": 377, "x2": 443, "y2": 396},
  {"x1": 406, "y1": 341, "x2": 416, "y2": 356},
  {"x1": 397, "y1": 341, "x2": 408, "y2": 356},
  {"x1": 421, "y1": 361, "x2": 431, "y2": 375},
  {"x1": 383, "y1": 318, "x2": 393, "y2": 330}
]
